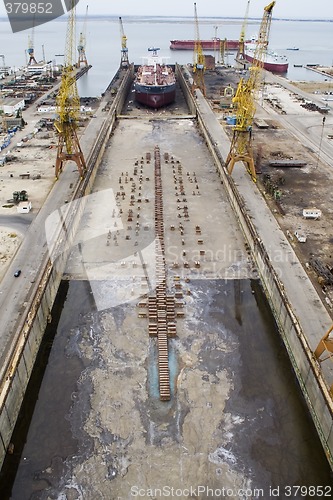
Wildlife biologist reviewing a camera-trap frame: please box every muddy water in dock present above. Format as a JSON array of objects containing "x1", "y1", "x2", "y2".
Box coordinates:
[{"x1": 1, "y1": 278, "x2": 332, "y2": 499}]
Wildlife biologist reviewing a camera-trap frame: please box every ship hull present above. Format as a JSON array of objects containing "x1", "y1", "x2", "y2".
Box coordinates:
[
  {"x1": 134, "y1": 83, "x2": 176, "y2": 109},
  {"x1": 244, "y1": 53, "x2": 289, "y2": 73},
  {"x1": 170, "y1": 39, "x2": 247, "y2": 50}
]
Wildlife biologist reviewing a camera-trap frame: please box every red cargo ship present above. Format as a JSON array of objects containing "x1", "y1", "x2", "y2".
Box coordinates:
[{"x1": 170, "y1": 39, "x2": 249, "y2": 50}]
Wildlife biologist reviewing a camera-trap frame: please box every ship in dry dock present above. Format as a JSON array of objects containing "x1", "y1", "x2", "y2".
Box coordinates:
[{"x1": 134, "y1": 47, "x2": 176, "y2": 108}]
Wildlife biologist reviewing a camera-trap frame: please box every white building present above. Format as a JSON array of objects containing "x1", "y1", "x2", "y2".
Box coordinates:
[
  {"x1": 25, "y1": 62, "x2": 53, "y2": 74},
  {"x1": 1, "y1": 98, "x2": 25, "y2": 115},
  {"x1": 302, "y1": 208, "x2": 322, "y2": 220}
]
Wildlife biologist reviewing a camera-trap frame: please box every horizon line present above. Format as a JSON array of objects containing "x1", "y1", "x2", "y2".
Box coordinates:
[{"x1": 0, "y1": 15, "x2": 332, "y2": 22}]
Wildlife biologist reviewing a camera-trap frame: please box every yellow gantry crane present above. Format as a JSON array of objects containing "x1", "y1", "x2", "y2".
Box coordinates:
[
  {"x1": 54, "y1": 0, "x2": 86, "y2": 179},
  {"x1": 77, "y1": 4, "x2": 89, "y2": 67},
  {"x1": 225, "y1": 1, "x2": 275, "y2": 181},
  {"x1": 192, "y1": 2, "x2": 206, "y2": 96},
  {"x1": 119, "y1": 17, "x2": 129, "y2": 68}
]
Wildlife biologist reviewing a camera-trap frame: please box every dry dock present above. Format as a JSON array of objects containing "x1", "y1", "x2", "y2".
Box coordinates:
[{"x1": 1, "y1": 65, "x2": 333, "y2": 495}]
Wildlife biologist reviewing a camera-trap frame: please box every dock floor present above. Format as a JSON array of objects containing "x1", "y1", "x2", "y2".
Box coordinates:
[
  {"x1": 8, "y1": 113, "x2": 330, "y2": 496},
  {"x1": 3, "y1": 69, "x2": 333, "y2": 496}
]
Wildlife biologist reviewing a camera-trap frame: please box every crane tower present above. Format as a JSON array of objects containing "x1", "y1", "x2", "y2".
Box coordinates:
[
  {"x1": 54, "y1": 0, "x2": 86, "y2": 179},
  {"x1": 192, "y1": 2, "x2": 206, "y2": 96},
  {"x1": 77, "y1": 5, "x2": 89, "y2": 67},
  {"x1": 0, "y1": 55, "x2": 9, "y2": 77},
  {"x1": 225, "y1": 1, "x2": 275, "y2": 181},
  {"x1": 119, "y1": 17, "x2": 129, "y2": 68}
]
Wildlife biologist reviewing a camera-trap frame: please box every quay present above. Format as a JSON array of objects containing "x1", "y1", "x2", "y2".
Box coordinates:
[
  {"x1": 304, "y1": 65, "x2": 333, "y2": 79},
  {"x1": 1, "y1": 63, "x2": 333, "y2": 491}
]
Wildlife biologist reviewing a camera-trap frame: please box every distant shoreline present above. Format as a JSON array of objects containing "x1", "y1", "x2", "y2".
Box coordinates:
[{"x1": 0, "y1": 15, "x2": 332, "y2": 23}]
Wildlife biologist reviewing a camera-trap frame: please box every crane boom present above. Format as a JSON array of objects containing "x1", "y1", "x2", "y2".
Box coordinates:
[
  {"x1": 77, "y1": 4, "x2": 88, "y2": 67},
  {"x1": 236, "y1": 0, "x2": 251, "y2": 63},
  {"x1": 54, "y1": 0, "x2": 86, "y2": 179},
  {"x1": 192, "y1": 2, "x2": 206, "y2": 96},
  {"x1": 225, "y1": 1, "x2": 276, "y2": 181}
]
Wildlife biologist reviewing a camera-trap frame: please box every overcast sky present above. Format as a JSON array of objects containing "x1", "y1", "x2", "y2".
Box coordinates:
[
  {"x1": 75, "y1": 0, "x2": 332, "y2": 20},
  {"x1": 0, "y1": 0, "x2": 331, "y2": 20}
]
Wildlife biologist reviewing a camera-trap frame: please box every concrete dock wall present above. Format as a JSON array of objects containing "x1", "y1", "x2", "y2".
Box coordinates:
[
  {"x1": 0, "y1": 66, "x2": 134, "y2": 470},
  {"x1": 0, "y1": 253, "x2": 66, "y2": 468},
  {"x1": 175, "y1": 64, "x2": 197, "y2": 116},
  {"x1": 176, "y1": 66, "x2": 333, "y2": 468}
]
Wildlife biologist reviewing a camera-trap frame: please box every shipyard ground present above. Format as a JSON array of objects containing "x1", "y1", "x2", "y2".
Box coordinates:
[{"x1": 0, "y1": 72, "x2": 99, "y2": 281}]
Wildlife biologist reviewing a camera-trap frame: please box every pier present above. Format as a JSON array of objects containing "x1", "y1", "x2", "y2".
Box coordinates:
[{"x1": 304, "y1": 64, "x2": 333, "y2": 79}]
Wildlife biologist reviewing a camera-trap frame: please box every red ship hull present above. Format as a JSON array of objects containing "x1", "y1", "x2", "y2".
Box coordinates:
[{"x1": 170, "y1": 39, "x2": 247, "y2": 50}]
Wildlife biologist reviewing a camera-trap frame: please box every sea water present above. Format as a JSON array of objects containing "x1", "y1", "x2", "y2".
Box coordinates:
[{"x1": 0, "y1": 16, "x2": 332, "y2": 97}]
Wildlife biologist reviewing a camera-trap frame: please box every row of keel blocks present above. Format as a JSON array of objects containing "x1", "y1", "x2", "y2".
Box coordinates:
[{"x1": 154, "y1": 146, "x2": 171, "y2": 401}]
